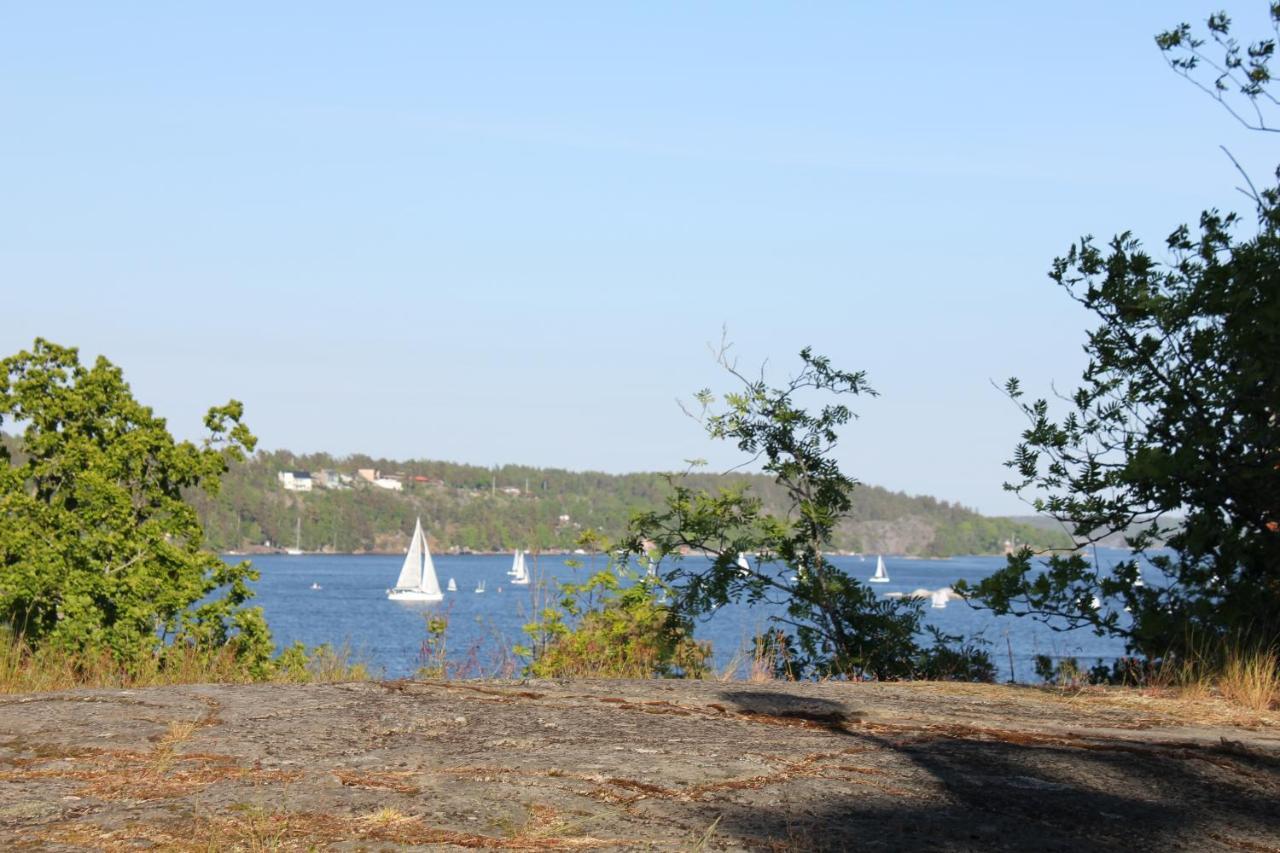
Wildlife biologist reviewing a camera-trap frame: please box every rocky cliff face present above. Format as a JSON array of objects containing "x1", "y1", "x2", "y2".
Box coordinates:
[
  {"x1": 845, "y1": 516, "x2": 938, "y2": 555},
  {"x1": 1, "y1": 679, "x2": 1277, "y2": 850}
]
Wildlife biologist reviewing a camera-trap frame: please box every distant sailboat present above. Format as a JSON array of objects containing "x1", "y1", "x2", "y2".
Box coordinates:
[
  {"x1": 446, "y1": 577, "x2": 457, "y2": 592},
  {"x1": 475, "y1": 579, "x2": 486, "y2": 594},
  {"x1": 930, "y1": 589, "x2": 948, "y2": 608},
  {"x1": 510, "y1": 550, "x2": 530, "y2": 586},
  {"x1": 285, "y1": 517, "x2": 303, "y2": 555},
  {"x1": 736, "y1": 552, "x2": 751, "y2": 576},
  {"x1": 386, "y1": 518, "x2": 443, "y2": 602},
  {"x1": 869, "y1": 555, "x2": 890, "y2": 583},
  {"x1": 310, "y1": 582, "x2": 322, "y2": 591}
]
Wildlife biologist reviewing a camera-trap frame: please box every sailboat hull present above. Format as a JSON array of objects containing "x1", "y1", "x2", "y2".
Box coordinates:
[
  {"x1": 868, "y1": 577, "x2": 890, "y2": 583},
  {"x1": 387, "y1": 588, "x2": 444, "y2": 602}
]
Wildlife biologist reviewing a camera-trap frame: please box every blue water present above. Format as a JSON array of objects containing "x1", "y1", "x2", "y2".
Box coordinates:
[{"x1": 231, "y1": 552, "x2": 1132, "y2": 682}]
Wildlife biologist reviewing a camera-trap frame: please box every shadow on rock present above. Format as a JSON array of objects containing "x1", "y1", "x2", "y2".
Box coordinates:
[
  {"x1": 716, "y1": 688, "x2": 862, "y2": 734},
  {"x1": 703, "y1": 722, "x2": 1280, "y2": 852}
]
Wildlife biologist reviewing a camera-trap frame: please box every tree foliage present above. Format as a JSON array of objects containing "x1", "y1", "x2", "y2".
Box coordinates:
[
  {"x1": 519, "y1": 565, "x2": 711, "y2": 679},
  {"x1": 186, "y1": 448, "x2": 1068, "y2": 557},
  {"x1": 960, "y1": 7, "x2": 1280, "y2": 661},
  {"x1": 0, "y1": 339, "x2": 271, "y2": 671},
  {"x1": 1156, "y1": 4, "x2": 1280, "y2": 132},
  {"x1": 619, "y1": 346, "x2": 994, "y2": 681}
]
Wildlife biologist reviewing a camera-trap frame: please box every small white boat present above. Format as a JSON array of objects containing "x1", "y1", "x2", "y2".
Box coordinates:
[
  {"x1": 387, "y1": 518, "x2": 444, "y2": 602},
  {"x1": 475, "y1": 580, "x2": 486, "y2": 594},
  {"x1": 930, "y1": 589, "x2": 948, "y2": 609},
  {"x1": 510, "y1": 549, "x2": 530, "y2": 586},
  {"x1": 736, "y1": 552, "x2": 751, "y2": 576},
  {"x1": 446, "y1": 578, "x2": 457, "y2": 592},
  {"x1": 869, "y1": 555, "x2": 890, "y2": 583},
  {"x1": 310, "y1": 582, "x2": 322, "y2": 591}
]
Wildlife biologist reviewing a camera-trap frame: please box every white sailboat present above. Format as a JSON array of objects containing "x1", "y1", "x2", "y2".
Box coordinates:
[
  {"x1": 475, "y1": 579, "x2": 486, "y2": 594},
  {"x1": 869, "y1": 555, "x2": 890, "y2": 583},
  {"x1": 386, "y1": 518, "x2": 443, "y2": 602},
  {"x1": 447, "y1": 578, "x2": 457, "y2": 592},
  {"x1": 510, "y1": 550, "x2": 530, "y2": 586},
  {"x1": 285, "y1": 517, "x2": 303, "y2": 555},
  {"x1": 736, "y1": 552, "x2": 751, "y2": 576}
]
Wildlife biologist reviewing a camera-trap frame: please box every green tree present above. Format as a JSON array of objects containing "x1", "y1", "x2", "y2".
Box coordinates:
[
  {"x1": 620, "y1": 345, "x2": 993, "y2": 681},
  {"x1": 0, "y1": 339, "x2": 272, "y2": 672},
  {"x1": 520, "y1": 565, "x2": 711, "y2": 679},
  {"x1": 959, "y1": 7, "x2": 1280, "y2": 662}
]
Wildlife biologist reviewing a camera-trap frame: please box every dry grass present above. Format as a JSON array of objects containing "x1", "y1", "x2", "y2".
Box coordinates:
[
  {"x1": 332, "y1": 768, "x2": 420, "y2": 794},
  {"x1": 39, "y1": 807, "x2": 629, "y2": 850},
  {"x1": 0, "y1": 638, "x2": 257, "y2": 694},
  {"x1": 882, "y1": 674, "x2": 1279, "y2": 728},
  {"x1": 1140, "y1": 643, "x2": 1280, "y2": 715},
  {"x1": 293, "y1": 641, "x2": 372, "y2": 683},
  {"x1": 0, "y1": 633, "x2": 369, "y2": 694},
  {"x1": 1219, "y1": 647, "x2": 1280, "y2": 712}
]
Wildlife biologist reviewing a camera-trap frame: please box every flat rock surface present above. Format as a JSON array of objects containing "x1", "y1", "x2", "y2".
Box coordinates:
[{"x1": 0, "y1": 679, "x2": 1278, "y2": 850}]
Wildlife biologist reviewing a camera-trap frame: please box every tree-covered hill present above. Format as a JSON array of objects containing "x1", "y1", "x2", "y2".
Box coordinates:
[{"x1": 187, "y1": 449, "x2": 1071, "y2": 557}]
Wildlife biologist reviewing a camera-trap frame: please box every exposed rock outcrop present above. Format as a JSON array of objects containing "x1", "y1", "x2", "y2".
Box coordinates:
[{"x1": 1, "y1": 680, "x2": 1277, "y2": 850}]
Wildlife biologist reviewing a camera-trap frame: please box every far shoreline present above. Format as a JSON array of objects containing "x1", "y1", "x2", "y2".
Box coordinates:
[{"x1": 220, "y1": 549, "x2": 1034, "y2": 561}]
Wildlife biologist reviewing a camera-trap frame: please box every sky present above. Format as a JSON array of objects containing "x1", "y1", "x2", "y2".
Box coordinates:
[{"x1": 1, "y1": 3, "x2": 1275, "y2": 516}]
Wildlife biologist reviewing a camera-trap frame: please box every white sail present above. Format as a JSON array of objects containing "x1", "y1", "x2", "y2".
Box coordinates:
[
  {"x1": 511, "y1": 550, "x2": 529, "y2": 585},
  {"x1": 736, "y1": 552, "x2": 751, "y2": 576},
  {"x1": 388, "y1": 518, "x2": 443, "y2": 601},
  {"x1": 419, "y1": 533, "x2": 442, "y2": 596},
  {"x1": 285, "y1": 517, "x2": 303, "y2": 555},
  {"x1": 447, "y1": 578, "x2": 457, "y2": 592},
  {"x1": 393, "y1": 518, "x2": 424, "y2": 590},
  {"x1": 869, "y1": 555, "x2": 890, "y2": 583}
]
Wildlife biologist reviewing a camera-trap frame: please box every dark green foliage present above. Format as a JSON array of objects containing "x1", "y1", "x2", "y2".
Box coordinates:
[
  {"x1": 960, "y1": 7, "x2": 1280, "y2": 663},
  {"x1": 0, "y1": 339, "x2": 271, "y2": 672},
  {"x1": 914, "y1": 626, "x2": 998, "y2": 682},
  {"x1": 619, "y1": 347, "x2": 995, "y2": 681}
]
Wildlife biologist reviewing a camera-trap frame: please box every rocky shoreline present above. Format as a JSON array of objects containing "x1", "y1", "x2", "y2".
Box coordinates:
[{"x1": 1, "y1": 680, "x2": 1277, "y2": 850}]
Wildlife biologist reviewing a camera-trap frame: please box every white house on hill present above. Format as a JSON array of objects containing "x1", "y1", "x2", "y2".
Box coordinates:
[{"x1": 277, "y1": 471, "x2": 313, "y2": 492}]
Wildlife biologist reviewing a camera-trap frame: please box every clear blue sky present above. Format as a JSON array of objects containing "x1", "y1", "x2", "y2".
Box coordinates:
[{"x1": 2, "y1": 3, "x2": 1273, "y2": 515}]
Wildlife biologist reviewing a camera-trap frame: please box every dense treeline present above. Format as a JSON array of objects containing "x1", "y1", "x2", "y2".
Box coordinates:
[{"x1": 186, "y1": 448, "x2": 1071, "y2": 557}]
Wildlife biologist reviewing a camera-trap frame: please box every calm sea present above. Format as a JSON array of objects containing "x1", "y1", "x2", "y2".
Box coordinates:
[{"x1": 228, "y1": 552, "x2": 1133, "y2": 682}]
